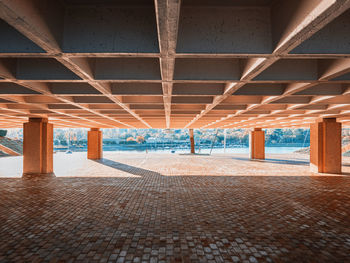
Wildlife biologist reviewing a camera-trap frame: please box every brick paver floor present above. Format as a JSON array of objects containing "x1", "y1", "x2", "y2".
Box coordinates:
[{"x1": 0, "y1": 153, "x2": 349, "y2": 262}]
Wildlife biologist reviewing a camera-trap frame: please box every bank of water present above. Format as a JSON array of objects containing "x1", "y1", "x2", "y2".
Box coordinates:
[
  {"x1": 56, "y1": 146, "x2": 303, "y2": 154},
  {"x1": 133, "y1": 147, "x2": 301, "y2": 154}
]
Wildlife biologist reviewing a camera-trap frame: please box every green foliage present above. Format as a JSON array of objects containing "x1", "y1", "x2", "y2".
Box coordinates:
[
  {"x1": 0, "y1": 130, "x2": 7, "y2": 137},
  {"x1": 4, "y1": 127, "x2": 314, "y2": 146}
]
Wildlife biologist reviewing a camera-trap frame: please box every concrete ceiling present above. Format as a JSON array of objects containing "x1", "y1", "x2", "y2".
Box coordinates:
[{"x1": 0, "y1": 0, "x2": 350, "y2": 129}]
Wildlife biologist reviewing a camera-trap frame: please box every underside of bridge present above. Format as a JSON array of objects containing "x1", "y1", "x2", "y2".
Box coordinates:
[
  {"x1": 1, "y1": 1, "x2": 350, "y2": 262},
  {"x1": 0, "y1": 0, "x2": 350, "y2": 130},
  {"x1": 0, "y1": 0, "x2": 349, "y2": 176}
]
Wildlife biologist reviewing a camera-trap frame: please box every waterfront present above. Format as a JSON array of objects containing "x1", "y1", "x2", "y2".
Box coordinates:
[{"x1": 55, "y1": 146, "x2": 304, "y2": 154}]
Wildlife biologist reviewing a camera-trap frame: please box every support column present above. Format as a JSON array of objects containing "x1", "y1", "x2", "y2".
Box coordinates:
[
  {"x1": 23, "y1": 118, "x2": 54, "y2": 177},
  {"x1": 88, "y1": 128, "x2": 103, "y2": 160},
  {"x1": 310, "y1": 118, "x2": 341, "y2": 174},
  {"x1": 189, "y1": 129, "x2": 195, "y2": 154},
  {"x1": 249, "y1": 128, "x2": 265, "y2": 160}
]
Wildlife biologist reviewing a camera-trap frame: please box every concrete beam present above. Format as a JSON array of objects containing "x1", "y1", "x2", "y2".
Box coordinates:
[
  {"x1": 155, "y1": 0, "x2": 182, "y2": 128},
  {"x1": 0, "y1": 0, "x2": 63, "y2": 53},
  {"x1": 272, "y1": 0, "x2": 350, "y2": 54},
  {"x1": 183, "y1": 1, "x2": 350, "y2": 129},
  {"x1": 0, "y1": 1, "x2": 152, "y2": 128},
  {"x1": 291, "y1": 9, "x2": 350, "y2": 54},
  {"x1": 1, "y1": 0, "x2": 350, "y2": 129}
]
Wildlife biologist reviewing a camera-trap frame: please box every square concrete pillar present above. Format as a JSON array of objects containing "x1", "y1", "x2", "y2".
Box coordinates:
[
  {"x1": 88, "y1": 128, "x2": 103, "y2": 160},
  {"x1": 249, "y1": 128, "x2": 265, "y2": 160},
  {"x1": 23, "y1": 118, "x2": 54, "y2": 177},
  {"x1": 189, "y1": 129, "x2": 195, "y2": 154},
  {"x1": 310, "y1": 118, "x2": 341, "y2": 174}
]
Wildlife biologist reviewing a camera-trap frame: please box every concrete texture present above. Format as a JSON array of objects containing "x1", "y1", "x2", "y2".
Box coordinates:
[
  {"x1": 189, "y1": 128, "x2": 195, "y2": 154},
  {"x1": 62, "y1": 6, "x2": 159, "y2": 53},
  {"x1": 22, "y1": 118, "x2": 53, "y2": 177},
  {"x1": 249, "y1": 128, "x2": 265, "y2": 160},
  {"x1": 0, "y1": 0, "x2": 350, "y2": 129},
  {"x1": 177, "y1": 6, "x2": 272, "y2": 54},
  {"x1": 310, "y1": 118, "x2": 342, "y2": 174},
  {"x1": 291, "y1": 8, "x2": 350, "y2": 54},
  {"x1": 87, "y1": 128, "x2": 103, "y2": 160},
  {"x1": 0, "y1": 152, "x2": 349, "y2": 262}
]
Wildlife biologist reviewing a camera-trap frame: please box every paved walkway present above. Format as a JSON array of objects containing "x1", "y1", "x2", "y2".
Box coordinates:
[{"x1": 0, "y1": 153, "x2": 349, "y2": 262}]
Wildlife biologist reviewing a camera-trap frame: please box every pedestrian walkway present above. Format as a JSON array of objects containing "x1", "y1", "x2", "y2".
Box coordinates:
[{"x1": 0, "y1": 153, "x2": 349, "y2": 262}]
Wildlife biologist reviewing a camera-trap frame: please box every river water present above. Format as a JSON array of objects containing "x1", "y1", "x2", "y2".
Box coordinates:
[
  {"x1": 56, "y1": 145, "x2": 304, "y2": 154},
  {"x1": 92, "y1": 146, "x2": 303, "y2": 154}
]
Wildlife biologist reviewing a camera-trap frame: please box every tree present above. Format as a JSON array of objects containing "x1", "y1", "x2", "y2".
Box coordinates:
[
  {"x1": 0, "y1": 130, "x2": 7, "y2": 137},
  {"x1": 136, "y1": 136, "x2": 145, "y2": 144}
]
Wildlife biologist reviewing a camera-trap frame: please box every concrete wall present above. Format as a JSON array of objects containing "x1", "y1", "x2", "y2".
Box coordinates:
[
  {"x1": 62, "y1": 6, "x2": 159, "y2": 53},
  {"x1": 0, "y1": 19, "x2": 44, "y2": 53},
  {"x1": 16, "y1": 58, "x2": 81, "y2": 80},
  {"x1": 0, "y1": 83, "x2": 39, "y2": 94},
  {"x1": 291, "y1": 9, "x2": 350, "y2": 54},
  {"x1": 271, "y1": 0, "x2": 322, "y2": 48},
  {"x1": 254, "y1": 59, "x2": 318, "y2": 81},
  {"x1": 177, "y1": 6, "x2": 272, "y2": 53},
  {"x1": 94, "y1": 58, "x2": 161, "y2": 80},
  {"x1": 174, "y1": 58, "x2": 240, "y2": 80},
  {"x1": 173, "y1": 83, "x2": 225, "y2": 95},
  {"x1": 50, "y1": 83, "x2": 101, "y2": 94},
  {"x1": 111, "y1": 83, "x2": 163, "y2": 95},
  {"x1": 234, "y1": 83, "x2": 284, "y2": 95}
]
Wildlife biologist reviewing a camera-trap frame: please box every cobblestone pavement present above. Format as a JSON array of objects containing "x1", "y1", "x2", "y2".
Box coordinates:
[{"x1": 0, "y1": 153, "x2": 349, "y2": 262}]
